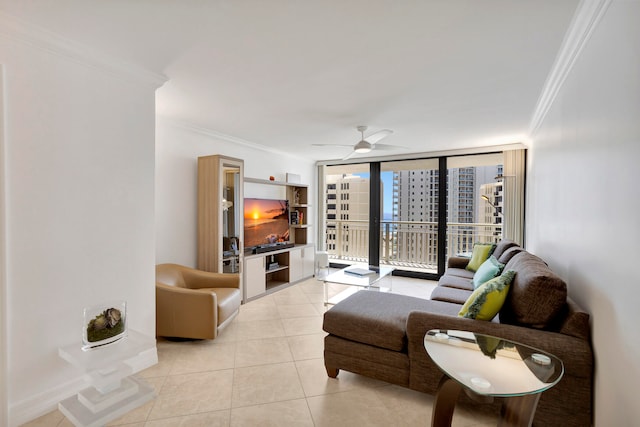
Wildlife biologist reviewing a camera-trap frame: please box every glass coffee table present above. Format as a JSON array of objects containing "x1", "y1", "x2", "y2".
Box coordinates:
[
  {"x1": 322, "y1": 265, "x2": 394, "y2": 306},
  {"x1": 424, "y1": 329, "x2": 563, "y2": 427}
]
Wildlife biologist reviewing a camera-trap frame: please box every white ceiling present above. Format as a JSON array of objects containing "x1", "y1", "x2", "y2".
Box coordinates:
[{"x1": 1, "y1": 0, "x2": 580, "y2": 161}]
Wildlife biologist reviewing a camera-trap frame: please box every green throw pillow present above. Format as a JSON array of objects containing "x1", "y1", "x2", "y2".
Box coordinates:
[
  {"x1": 472, "y1": 255, "x2": 505, "y2": 289},
  {"x1": 459, "y1": 270, "x2": 516, "y2": 321},
  {"x1": 465, "y1": 242, "x2": 497, "y2": 272}
]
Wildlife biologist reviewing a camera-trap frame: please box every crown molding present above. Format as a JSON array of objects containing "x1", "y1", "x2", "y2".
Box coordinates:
[
  {"x1": 160, "y1": 117, "x2": 310, "y2": 161},
  {"x1": 0, "y1": 11, "x2": 167, "y2": 90},
  {"x1": 529, "y1": 0, "x2": 612, "y2": 136}
]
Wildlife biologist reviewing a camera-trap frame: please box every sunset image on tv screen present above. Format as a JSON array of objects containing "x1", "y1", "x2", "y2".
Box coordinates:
[{"x1": 244, "y1": 198, "x2": 289, "y2": 248}]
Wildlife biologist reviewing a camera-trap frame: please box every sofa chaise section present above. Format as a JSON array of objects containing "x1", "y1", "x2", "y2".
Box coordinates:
[{"x1": 322, "y1": 240, "x2": 593, "y2": 426}]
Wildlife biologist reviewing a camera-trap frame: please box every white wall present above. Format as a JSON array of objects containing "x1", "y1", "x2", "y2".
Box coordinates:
[
  {"x1": 527, "y1": 0, "x2": 640, "y2": 424},
  {"x1": 155, "y1": 119, "x2": 316, "y2": 267},
  {"x1": 1, "y1": 22, "x2": 161, "y2": 426}
]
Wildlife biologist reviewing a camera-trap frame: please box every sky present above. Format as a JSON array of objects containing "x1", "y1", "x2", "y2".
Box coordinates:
[{"x1": 355, "y1": 172, "x2": 394, "y2": 220}]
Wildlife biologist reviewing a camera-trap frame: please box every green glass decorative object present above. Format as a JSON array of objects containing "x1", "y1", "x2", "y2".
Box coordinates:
[{"x1": 82, "y1": 301, "x2": 127, "y2": 350}]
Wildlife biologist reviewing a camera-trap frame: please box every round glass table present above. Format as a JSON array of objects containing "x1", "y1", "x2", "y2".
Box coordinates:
[{"x1": 424, "y1": 329, "x2": 563, "y2": 427}]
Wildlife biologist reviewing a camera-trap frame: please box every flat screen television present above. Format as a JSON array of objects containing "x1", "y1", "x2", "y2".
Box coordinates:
[{"x1": 244, "y1": 198, "x2": 290, "y2": 250}]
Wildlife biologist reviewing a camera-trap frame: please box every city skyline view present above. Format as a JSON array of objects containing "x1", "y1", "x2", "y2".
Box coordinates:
[
  {"x1": 351, "y1": 166, "x2": 501, "y2": 222},
  {"x1": 324, "y1": 161, "x2": 504, "y2": 272}
]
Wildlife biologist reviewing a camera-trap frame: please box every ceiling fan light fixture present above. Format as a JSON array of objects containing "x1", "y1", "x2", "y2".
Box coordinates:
[{"x1": 354, "y1": 140, "x2": 372, "y2": 153}]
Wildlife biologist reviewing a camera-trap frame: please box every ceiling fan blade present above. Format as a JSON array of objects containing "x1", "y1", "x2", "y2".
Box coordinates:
[
  {"x1": 365, "y1": 129, "x2": 393, "y2": 145},
  {"x1": 341, "y1": 150, "x2": 357, "y2": 161},
  {"x1": 312, "y1": 143, "x2": 353, "y2": 147},
  {"x1": 372, "y1": 143, "x2": 405, "y2": 151}
]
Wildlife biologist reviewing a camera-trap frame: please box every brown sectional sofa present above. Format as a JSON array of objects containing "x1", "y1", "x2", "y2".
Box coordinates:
[{"x1": 323, "y1": 240, "x2": 593, "y2": 426}]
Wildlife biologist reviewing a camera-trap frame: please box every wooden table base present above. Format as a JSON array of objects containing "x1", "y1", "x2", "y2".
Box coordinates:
[{"x1": 431, "y1": 376, "x2": 542, "y2": 427}]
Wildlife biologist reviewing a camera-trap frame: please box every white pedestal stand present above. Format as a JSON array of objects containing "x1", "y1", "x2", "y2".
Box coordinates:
[{"x1": 58, "y1": 329, "x2": 157, "y2": 427}]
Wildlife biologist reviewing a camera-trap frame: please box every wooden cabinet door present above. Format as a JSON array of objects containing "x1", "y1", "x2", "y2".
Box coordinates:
[
  {"x1": 245, "y1": 256, "x2": 266, "y2": 300},
  {"x1": 288, "y1": 248, "x2": 303, "y2": 283},
  {"x1": 301, "y1": 247, "x2": 315, "y2": 278}
]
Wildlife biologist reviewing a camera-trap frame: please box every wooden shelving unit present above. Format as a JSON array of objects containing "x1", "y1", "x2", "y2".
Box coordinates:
[
  {"x1": 197, "y1": 155, "x2": 244, "y2": 275},
  {"x1": 287, "y1": 184, "x2": 310, "y2": 245},
  {"x1": 243, "y1": 177, "x2": 314, "y2": 301}
]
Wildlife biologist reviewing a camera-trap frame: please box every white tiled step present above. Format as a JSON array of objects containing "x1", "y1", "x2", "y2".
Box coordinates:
[
  {"x1": 77, "y1": 376, "x2": 139, "y2": 413},
  {"x1": 58, "y1": 376, "x2": 154, "y2": 427}
]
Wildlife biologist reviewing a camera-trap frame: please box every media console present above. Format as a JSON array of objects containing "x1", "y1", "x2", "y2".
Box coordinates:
[
  {"x1": 244, "y1": 244, "x2": 314, "y2": 300},
  {"x1": 243, "y1": 176, "x2": 314, "y2": 301},
  {"x1": 251, "y1": 242, "x2": 295, "y2": 254}
]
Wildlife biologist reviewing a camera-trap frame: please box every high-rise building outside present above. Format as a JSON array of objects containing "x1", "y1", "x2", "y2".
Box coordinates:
[
  {"x1": 324, "y1": 164, "x2": 502, "y2": 270},
  {"x1": 392, "y1": 165, "x2": 502, "y2": 268},
  {"x1": 325, "y1": 174, "x2": 371, "y2": 259}
]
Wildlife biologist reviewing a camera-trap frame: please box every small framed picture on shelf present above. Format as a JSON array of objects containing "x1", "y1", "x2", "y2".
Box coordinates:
[{"x1": 290, "y1": 210, "x2": 299, "y2": 225}]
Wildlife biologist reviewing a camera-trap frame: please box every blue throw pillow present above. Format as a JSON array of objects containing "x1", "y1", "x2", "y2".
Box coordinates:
[{"x1": 472, "y1": 255, "x2": 505, "y2": 289}]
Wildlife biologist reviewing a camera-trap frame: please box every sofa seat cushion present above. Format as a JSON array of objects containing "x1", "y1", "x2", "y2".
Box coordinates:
[
  {"x1": 442, "y1": 268, "x2": 475, "y2": 280},
  {"x1": 323, "y1": 291, "x2": 432, "y2": 352},
  {"x1": 438, "y1": 274, "x2": 474, "y2": 291},
  {"x1": 430, "y1": 286, "x2": 471, "y2": 304},
  {"x1": 500, "y1": 252, "x2": 568, "y2": 329}
]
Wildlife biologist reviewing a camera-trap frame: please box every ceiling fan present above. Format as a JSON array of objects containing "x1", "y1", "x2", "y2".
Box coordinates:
[{"x1": 313, "y1": 126, "x2": 395, "y2": 160}]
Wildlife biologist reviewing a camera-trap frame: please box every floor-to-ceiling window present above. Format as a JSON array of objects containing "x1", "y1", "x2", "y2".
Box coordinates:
[
  {"x1": 446, "y1": 153, "x2": 505, "y2": 262},
  {"x1": 318, "y1": 150, "x2": 522, "y2": 279}
]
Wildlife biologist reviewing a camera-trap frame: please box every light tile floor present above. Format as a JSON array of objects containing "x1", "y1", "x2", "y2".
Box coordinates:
[{"x1": 23, "y1": 275, "x2": 497, "y2": 427}]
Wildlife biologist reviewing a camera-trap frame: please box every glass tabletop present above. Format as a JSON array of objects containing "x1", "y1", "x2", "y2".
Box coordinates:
[
  {"x1": 323, "y1": 265, "x2": 394, "y2": 288},
  {"x1": 424, "y1": 329, "x2": 564, "y2": 397}
]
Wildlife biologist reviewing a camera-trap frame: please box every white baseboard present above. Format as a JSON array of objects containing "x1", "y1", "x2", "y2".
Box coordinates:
[
  {"x1": 9, "y1": 376, "x2": 84, "y2": 427},
  {"x1": 10, "y1": 345, "x2": 158, "y2": 426}
]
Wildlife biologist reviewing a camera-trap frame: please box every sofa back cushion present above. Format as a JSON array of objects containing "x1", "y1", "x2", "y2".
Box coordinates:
[
  {"x1": 497, "y1": 246, "x2": 525, "y2": 265},
  {"x1": 492, "y1": 239, "x2": 520, "y2": 260},
  {"x1": 499, "y1": 252, "x2": 567, "y2": 329}
]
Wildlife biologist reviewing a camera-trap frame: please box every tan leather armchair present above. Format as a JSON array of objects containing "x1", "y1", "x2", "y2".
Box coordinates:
[{"x1": 156, "y1": 263, "x2": 241, "y2": 339}]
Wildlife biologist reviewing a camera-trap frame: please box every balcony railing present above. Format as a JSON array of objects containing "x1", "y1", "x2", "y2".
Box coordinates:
[{"x1": 326, "y1": 219, "x2": 502, "y2": 274}]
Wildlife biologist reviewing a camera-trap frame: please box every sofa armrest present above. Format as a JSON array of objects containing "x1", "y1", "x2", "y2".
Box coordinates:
[
  {"x1": 447, "y1": 257, "x2": 470, "y2": 269},
  {"x1": 182, "y1": 269, "x2": 240, "y2": 290},
  {"x1": 156, "y1": 283, "x2": 218, "y2": 339},
  {"x1": 406, "y1": 311, "x2": 593, "y2": 379}
]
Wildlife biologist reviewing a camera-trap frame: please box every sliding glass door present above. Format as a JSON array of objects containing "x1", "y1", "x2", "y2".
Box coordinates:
[
  {"x1": 319, "y1": 151, "x2": 515, "y2": 278},
  {"x1": 379, "y1": 158, "x2": 442, "y2": 275}
]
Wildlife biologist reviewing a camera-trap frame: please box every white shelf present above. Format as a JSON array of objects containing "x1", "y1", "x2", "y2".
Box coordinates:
[
  {"x1": 245, "y1": 177, "x2": 308, "y2": 187},
  {"x1": 266, "y1": 265, "x2": 288, "y2": 274},
  {"x1": 59, "y1": 329, "x2": 157, "y2": 372}
]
